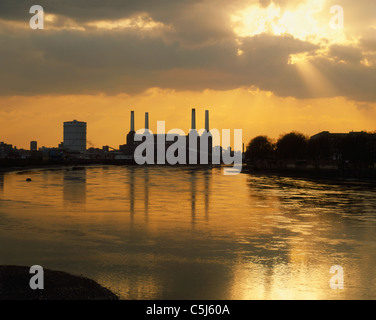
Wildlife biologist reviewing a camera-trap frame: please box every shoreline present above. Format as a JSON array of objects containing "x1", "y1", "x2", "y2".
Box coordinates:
[
  {"x1": 0, "y1": 161, "x2": 220, "y2": 174},
  {"x1": 0, "y1": 265, "x2": 119, "y2": 300},
  {"x1": 0, "y1": 159, "x2": 133, "y2": 173},
  {"x1": 241, "y1": 166, "x2": 376, "y2": 185},
  {"x1": 2, "y1": 161, "x2": 376, "y2": 185}
]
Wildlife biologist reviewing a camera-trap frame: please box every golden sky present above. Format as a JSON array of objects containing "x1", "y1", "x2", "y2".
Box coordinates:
[{"x1": 0, "y1": 0, "x2": 376, "y2": 149}]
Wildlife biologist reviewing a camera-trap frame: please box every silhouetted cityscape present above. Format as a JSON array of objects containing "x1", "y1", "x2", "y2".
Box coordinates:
[
  {"x1": 0, "y1": 109, "x2": 241, "y2": 167},
  {"x1": 1, "y1": 108, "x2": 376, "y2": 179}
]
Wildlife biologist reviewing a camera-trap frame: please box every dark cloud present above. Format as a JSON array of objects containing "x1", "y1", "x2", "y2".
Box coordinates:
[
  {"x1": 0, "y1": 0, "x2": 238, "y2": 23},
  {"x1": 0, "y1": 0, "x2": 163, "y2": 22},
  {"x1": 329, "y1": 45, "x2": 363, "y2": 64},
  {"x1": 359, "y1": 32, "x2": 376, "y2": 52},
  {"x1": 0, "y1": 27, "x2": 317, "y2": 97},
  {"x1": 313, "y1": 56, "x2": 376, "y2": 102},
  {"x1": 0, "y1": 0, "x2": 376, "y2": 103},
  {"x1": 0, "y1": 0, "x2": 245, "y2": 46}
]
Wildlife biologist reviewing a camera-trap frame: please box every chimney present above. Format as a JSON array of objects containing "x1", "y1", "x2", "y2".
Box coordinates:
[
  {"x1": 130, "y1": 111, "x2": 135, "y2": 132},
  {"x1": 205, "y1": 110, "x2": 209, "y2": 132},
  {"x1": 191, "y1": 108, "x2": 196, "y2": 130},
  {"x1": 145, "y1": 112, "x2": 149, "y2": 131}
]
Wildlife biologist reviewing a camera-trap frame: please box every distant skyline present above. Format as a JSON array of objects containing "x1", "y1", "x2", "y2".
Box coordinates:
[{"x1": 1, "y1": 0, "x2": 376, "y2": 149}]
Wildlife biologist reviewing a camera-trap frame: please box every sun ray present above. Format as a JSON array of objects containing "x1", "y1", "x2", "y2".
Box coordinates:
[{"x1": 290, "y1": 56, "x2": 337, "y2": 98}]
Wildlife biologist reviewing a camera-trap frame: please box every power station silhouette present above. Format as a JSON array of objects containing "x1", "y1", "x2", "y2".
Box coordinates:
[{"x1": 119, "y1": 108, "x2": 214, "y2": 165}]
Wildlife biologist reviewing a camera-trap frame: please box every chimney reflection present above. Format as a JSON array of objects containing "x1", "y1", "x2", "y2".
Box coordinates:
[
  {"x1": 63, "y1": 168, "x2": 87, "y2": 205},
  {"x1": 204, "y1": 169, "x2": 210, "y2": 222},
  {"x1": 191, "y1": 170, "x2": 197, "y2": 227},
  {"x1": 144, "y1": 167, "x2": 149, "y2": 222},
  {"x1": 191, "y1": 168, "x2": 212, "y2": 227},
  {"x1": 129, "y1": 166, "x2": 135, "y2": 223},
  {"x1": 125, "y1": 167, "x2": 212, "y2": 227}
]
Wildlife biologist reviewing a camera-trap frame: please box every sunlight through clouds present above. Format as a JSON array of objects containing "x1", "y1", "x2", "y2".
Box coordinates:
[
  {"x1": 231, "y1": 0, "x2": 348, "y2": 46},
  {"x1": 86, "y1": 14, "x2": 172, "y2": 32}
]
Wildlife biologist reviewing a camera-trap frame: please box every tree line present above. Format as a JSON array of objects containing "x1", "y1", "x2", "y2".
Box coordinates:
[{"x1": 245, "y1": 131, "x2": 376, "y2": 165}]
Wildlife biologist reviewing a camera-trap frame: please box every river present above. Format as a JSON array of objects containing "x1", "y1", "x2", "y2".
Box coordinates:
[{"x1": 0, "y1": 165, "x2": 375, "y2": 299}]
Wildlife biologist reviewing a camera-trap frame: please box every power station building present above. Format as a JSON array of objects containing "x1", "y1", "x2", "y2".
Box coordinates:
[
  {"x1": 119, "y1": 109, "x2": 213, "y2": 164},
  {"x1": 63, "y1": 120, "x2": 87, "y2": 153}
]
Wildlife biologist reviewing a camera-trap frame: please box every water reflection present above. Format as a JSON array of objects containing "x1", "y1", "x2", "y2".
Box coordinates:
[
  {"x1": 63, "y1": 168, "x2": 87, "y2": 205},
  {"x1": 204, "y1": 170, "x2": 210, "y2": 222},
  {"x1": 239, "y1": 175, "x2": 376, "y2": 299},
  {"x1": 129, "y1": 166, "x2": 135, "y2": 223},
  {"x1": 189, "y1": 168, "x2": 211, "y2": 227},
  {"x1": 0, "y1": 167, "x2": 376, "y2": 299},
  {"x1": 190, "y1": 169, "x2": 197, "y2": 227},
  {"x1": 144, "y1": 167, "x2": 149, "y2": 222},
  {"x1": 122, "y1": 167, "x2": 212, "y2": 229}
]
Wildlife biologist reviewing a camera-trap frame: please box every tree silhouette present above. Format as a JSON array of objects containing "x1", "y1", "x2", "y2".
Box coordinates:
[
  {"x1": 276, "y1": 132, "x2": 309, "y2": 160},
  {"x1": 245, "y1": 136, "x2": 274, "y2": 160}
]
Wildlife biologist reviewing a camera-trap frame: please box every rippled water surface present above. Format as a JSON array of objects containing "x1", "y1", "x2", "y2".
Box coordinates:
[{"x1": 1, "y1": 166, "x2": 376, "y2": 299}]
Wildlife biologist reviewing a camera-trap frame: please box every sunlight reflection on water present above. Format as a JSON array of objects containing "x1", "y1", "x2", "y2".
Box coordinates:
[{"x1": 0, "y1": 166, "x2": 375, "y2": 299}]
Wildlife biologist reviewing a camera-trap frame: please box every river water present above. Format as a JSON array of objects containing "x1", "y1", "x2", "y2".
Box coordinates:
[{"x1": 0, "y1": 166, "x2": 375, "y2": 299}]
